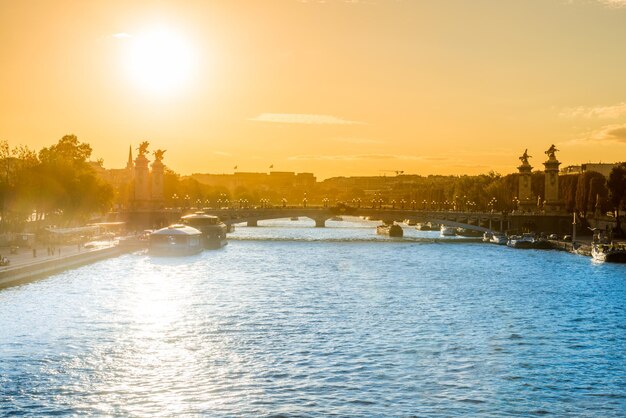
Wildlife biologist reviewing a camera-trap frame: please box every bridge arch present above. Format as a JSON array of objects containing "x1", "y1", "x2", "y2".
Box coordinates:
[{"x1": 201, "y1": 207, "x2": 504, "y2": 233}]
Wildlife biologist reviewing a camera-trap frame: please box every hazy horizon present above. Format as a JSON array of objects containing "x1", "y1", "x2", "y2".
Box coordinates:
[{"x1": 1, "y1": 0, "x2": 625, "y2": 179}]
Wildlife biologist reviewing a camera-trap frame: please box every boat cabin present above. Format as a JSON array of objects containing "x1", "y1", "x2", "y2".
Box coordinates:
[{"x1": 149, "y1": 224, "x2": 203, "y2": 256}]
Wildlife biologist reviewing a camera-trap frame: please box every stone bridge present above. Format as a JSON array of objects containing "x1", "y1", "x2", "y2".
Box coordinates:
[{"x1": 201, "y1": 207, "x2": 506, "y2": 232}]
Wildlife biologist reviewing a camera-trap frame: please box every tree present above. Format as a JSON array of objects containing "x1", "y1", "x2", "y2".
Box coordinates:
[
  {"x1": 575, "y1": 171, "x2": 606, "y2": 217},
  {"x1": 34, "y1": 135, "x2": 113, "y2": 225},
  {"x1": 607, "y1": 163, "x2": 626, "y2": 234},
  {"x1": 39, "y1": 134, "x2": 92, "y2": 165},
  {"x1": 559, "y1": 174, "x2": 579, "y2": 213}
]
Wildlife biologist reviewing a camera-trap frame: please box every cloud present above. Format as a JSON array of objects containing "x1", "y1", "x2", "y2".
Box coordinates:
[
  {"x1": 250, "y1": 113, "x2": 362, "y2": 125},
  {"x1": 563, "y1": 122, "x2": 626, "y2": 146},
  {"x1": 288, "y1": 154, "x2": 441, "y2": 161},
  {"x1": 213, "y1": 151, "x2": 232, "y2": 156},
  {"x1": 597, "y1": 0, "x2": 626, "y2": 8},
  {"x1": 112, "y1": 32, "x2": 132, "y2": 39},
  {"x1": 332, "y1": 136, "x2": 384, "y2": 145},
  {"x1": 590, "y1": 123, "x2": 626, "y2": 142},
  {"x1": 560, "y1": 102, "x2": 626, "y2": 119}
]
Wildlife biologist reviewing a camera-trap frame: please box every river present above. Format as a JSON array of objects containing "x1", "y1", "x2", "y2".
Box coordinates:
[{"x1": 1, "y1": 218, "x2": 624, "y2": 416}]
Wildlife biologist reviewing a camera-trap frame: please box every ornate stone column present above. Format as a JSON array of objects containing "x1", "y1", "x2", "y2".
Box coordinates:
[
  {"x1": 133, "y1": 142, "x2": 151, "y2": 208},
  {"x1": 543, "y1": 144, "x2": 563, "y2": 213},
  {"x1": 151, "y1": 149, "x2": 166, "y2": 206},
  {"x1": 517, "y1": 149, "x2": 534, "y2": 212}
]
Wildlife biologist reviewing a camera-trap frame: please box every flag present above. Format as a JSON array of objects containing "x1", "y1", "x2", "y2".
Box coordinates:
[
  {"x1": 269, "y1": 164, "x2": 273, "y2": 169},
  {"x1": 234, "y1": 165, "x2": 238, "y2": 170}
]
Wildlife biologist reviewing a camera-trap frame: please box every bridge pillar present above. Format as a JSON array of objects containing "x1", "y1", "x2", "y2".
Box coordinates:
[
  {"x1": 314, "y1": 218, "x2": 326, "y2": 228},
  {"x1": 247, "y1": 220, "x2": 258, "y2": 227}
]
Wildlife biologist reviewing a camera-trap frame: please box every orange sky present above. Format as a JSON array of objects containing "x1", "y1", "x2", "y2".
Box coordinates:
[{"x1": 1, "y1": 0, "x2": 625, "y2": 179}]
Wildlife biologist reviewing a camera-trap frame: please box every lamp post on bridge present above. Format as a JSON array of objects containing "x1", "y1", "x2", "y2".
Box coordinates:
[
  {"x1": 172, "y1": 193, "x2": 179, "y2": 209},
  {"x1": 411, "y1": 200, "x2": 416, "y2": 210}
]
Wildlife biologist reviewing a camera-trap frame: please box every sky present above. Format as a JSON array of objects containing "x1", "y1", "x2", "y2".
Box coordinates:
[{"x1": 1, "y1": 0, "x2": 625, "y2": 179}]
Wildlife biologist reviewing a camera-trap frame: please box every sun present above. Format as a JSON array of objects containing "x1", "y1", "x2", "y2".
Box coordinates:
[{"x1": 126, "y1": 27, "x2": 196, "y2": 95}]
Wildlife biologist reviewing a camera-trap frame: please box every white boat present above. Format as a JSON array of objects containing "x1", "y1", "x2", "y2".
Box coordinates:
[
  {"x1": 181, "y1": 212, "x2": 227, "y2": 249},
  {"x1": 377, "y1": 223, "x2": 403, "y2": 237},
  {"x1": 149, "y1": 224, "x2": 203, "y2": 256},
  {"x1": 482, "y1": 231, "x2": 493, "y2": 242},
  {"x1": 592, "y1": 243, "x2": 626, "y2": 263},
  {"x1": 415, "y1": 222, "x2": 434, "y2": 231},
  {"x1": 456, "y1": 228, "x2": 482, "y2": 237},
  {"x1": 440, "y1": 225, "x2": 456, "y2": 236},
  {"x1": 490, "y1": 233, "x2": 508, "y2": 245},
  {"x1": 507, "y1": 233, "x2": 535, "y2": 249}
]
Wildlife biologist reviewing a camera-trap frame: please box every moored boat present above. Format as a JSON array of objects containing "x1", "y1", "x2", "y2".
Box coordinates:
[
  {"x1": 490, "y1": 233, "x2": 508, "y2": 245},
  {"x1": 149, "y1": 224, "x2": 203, "y2": 256},
  {"x1": 456, "y1": 228, "x2": 482, "y2": 237},
  {"x1": 440, "y1": 225, "x2": 456, "y2": 237},
  {"x1": 416, "y1": 222, "x2": 435, "y2": 231},
  {"x1": 483, "y1": 231, "x2": 493, "y2": 242},
  {"x1": 404, "y1": 219, "x2": 417, "y2": 226},
  {"x1": 507, "y1": 233, "x2": 535, "y2": 249},
  {"x1": 377, "y1": 223, "x2": 403, "y2": 237},
  {"x1": 181, "y1": 212, "x2": 228, "y2": 249},
  {"x1": 592, "y1": 243, "x2": 626, "y2": 263}
]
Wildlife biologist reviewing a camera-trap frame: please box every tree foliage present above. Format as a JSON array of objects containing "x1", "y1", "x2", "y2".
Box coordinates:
[
  {"x1": 0, "y1": 135, "x2": 113, "y2": 231},
  {"x1": 608, "y1": 163, "x2": 626, "y2": 212}
]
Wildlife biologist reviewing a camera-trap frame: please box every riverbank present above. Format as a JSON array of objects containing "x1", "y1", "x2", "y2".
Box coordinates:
[
  {"x1": 0, "y1": 245, "x2": 122, "y2": 289},
  {"x1": 546, "y1": 238, "x2": 591, "y2": 256}
]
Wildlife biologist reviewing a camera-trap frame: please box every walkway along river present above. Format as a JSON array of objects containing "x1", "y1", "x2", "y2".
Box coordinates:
[{"x1": 0, "y1": 218, "x2": 624, "y2": 416}]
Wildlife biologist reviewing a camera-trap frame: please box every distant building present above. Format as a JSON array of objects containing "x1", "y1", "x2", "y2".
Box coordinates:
[
  {"x1": 191, "y1": 171, "x2": 317, "y2": 198},
  {"x1": 560, "y1": 165, "x2": 581, "y2": 175},
  {"x1": 580, "y1": 163, "x2": 621, "y2": 178}
]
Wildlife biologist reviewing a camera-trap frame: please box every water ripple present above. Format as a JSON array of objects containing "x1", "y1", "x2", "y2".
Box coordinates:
[{"x1": 0, "y1": 220, "x2": 624, "y2": 416}]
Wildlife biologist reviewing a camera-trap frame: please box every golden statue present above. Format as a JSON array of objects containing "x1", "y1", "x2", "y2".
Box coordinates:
[
  {"x1": 545, "y1": 144, "x2": 558, "y2": 159},
  {"x1": 137, "y1": 141, "x2": 149, "y2": 156},
  {"x1": 519, "y1": 149, "x2": 531, "y2": 165},
  {"x1": 153, "y1": 149, "x2": 166, "y2": 161}
]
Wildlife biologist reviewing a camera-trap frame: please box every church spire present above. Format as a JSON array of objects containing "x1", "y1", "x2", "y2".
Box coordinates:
[{"x1": 126, "y1": 145, "x2": 133, "y2": 169}]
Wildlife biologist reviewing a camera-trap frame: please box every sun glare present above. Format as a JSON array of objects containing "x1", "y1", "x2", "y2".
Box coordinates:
[{"x1": 127, "y1": 28, "x2": 196, "y2": 95}]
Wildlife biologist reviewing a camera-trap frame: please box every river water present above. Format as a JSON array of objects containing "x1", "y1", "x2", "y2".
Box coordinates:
[{"x1": 1, "y1": 218, "x2": 625, "y2": 416}]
